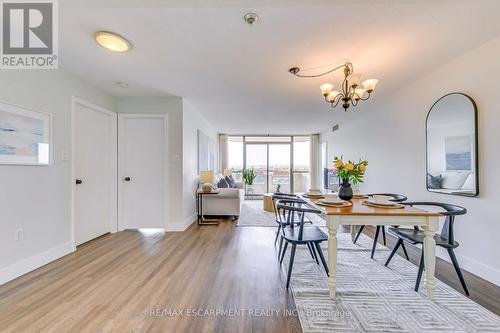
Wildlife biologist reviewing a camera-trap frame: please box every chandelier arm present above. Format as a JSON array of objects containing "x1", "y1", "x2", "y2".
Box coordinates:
[
  {"x1": 351, "y1": 98, "x2": 358, "y2": 107},
  {"x1": 290, "y1": 62, "x2": 352, "y2": 78},
  {"x1": 331, "y1": 94, "x2": 343, "y2": 108},
  {"x1": 359, "y1": 92, "x2": 371, "y2": 101}
]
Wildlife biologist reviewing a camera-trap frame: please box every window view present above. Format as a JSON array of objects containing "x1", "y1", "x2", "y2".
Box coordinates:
[
  {"x1": 245, "y1": 144, "x2": 268, "y2": 195},
  {"x1": 268, "y1": 144, "x2": 291, "y2": 193},
  {"x1": 227, "y1": 135, "x2": 310, "y2": 194},
  {"x1": 227, "y1": 136, "x2": 244, "y2": 182},
  {"x1": 293, "y1": 136, "x2": 311, "y2": 192}
]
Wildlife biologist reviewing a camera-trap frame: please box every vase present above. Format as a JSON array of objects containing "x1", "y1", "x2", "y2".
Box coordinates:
[{"x1": 338, "y1": 179, "x2": 353, "y2": 201}]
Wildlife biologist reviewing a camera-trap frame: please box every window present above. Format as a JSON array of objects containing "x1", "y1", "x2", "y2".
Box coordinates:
[
  {"x1": 228, "y1": 136, "x2": 243, "y2": 182},
  {"x1": 293, "y1": 136, "x2": 311, "y2": 192},
  {"x1": 226, "y1": 135, "x2": 311, "y2": 193}
]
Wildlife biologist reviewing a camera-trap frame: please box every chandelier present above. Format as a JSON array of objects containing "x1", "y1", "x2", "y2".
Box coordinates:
[{"x1": 289, "y1": 62, "x2": 378, "y2": 112}]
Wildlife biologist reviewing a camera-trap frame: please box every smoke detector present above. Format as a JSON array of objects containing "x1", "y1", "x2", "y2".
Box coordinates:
[{"x1": 244, "y1": 13, "x2": 259, "y2": 25}]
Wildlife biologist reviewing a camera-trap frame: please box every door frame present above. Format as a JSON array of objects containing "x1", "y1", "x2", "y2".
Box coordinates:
[
  {"x1": 117, "y1": 113, "x2": 169, "y2": 231},
  {"x1": 71, "y1": 97, "x2": 118, "y2": 249}
]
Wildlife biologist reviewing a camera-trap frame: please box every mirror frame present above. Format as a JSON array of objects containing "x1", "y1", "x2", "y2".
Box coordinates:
[{"x1": 425, "y1": 92, "x2": 479, "y2": 197}]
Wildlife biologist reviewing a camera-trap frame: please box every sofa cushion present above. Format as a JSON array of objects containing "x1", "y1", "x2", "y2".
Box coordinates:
[
  {"x1": 225, "y1": 175, "x2": 236, "y2": 188},
  {"x1": 441, "y1": 172, "x2": 470, "y2": 190},
  {"x1": 213, "y1": 173, "x2": 224, "y2": 184},
  {"x1": 208, "y1": 188, "x2": 243, "y2": 198},
  {"x1": 461, "y1": 173, "x2": 475, "y2": 190},
  {"x1": 217, "y1": 177, "x2": 230, "y2": 188},
  {"x1": 427, "y1": 173, "x2": 442, "y2": 189}
]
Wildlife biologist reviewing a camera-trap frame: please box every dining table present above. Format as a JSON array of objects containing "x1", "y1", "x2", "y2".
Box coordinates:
[{"x1": 303, "y1": 196, "x2": 442, "y2": 301}]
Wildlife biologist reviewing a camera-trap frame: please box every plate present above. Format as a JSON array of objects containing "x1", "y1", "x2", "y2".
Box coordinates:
[
  {"x1": 363, "y1": 200, "x2": 404, "y2": 209},
  {"x1": 303, "y1": 193, "x2": 324, "y2": 199},
  {"x1": 319, "y1": 199, "x2": 346, "y2": 205},
  {"x1": 317, "y1": 200, "x2": 352, "y2": 208},
  {"x1": 365, "y1": 198, "x2": 397, "y2": 206}
]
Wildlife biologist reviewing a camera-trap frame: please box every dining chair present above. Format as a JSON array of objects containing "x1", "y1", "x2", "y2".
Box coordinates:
[
  {"x1": 353, "y1": 193, "x2": 408, "y2": 259},
  {"x1": 276, "y1": 200, "x2": 329, "y2": 288},
  {"x1": 273, "y1": 196, "x2": 318, "y2": 263},
  {"x1": 271, "y1": 193, "x2": 311, "y2": 246},
  {"x1": 384, "y1": 202, "x2": 470, "y2": 296}
]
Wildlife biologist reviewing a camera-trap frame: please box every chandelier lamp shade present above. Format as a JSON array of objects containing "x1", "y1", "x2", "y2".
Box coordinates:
[{"x1": 289, "y1": 62, "x2": 378, "y2": 112}]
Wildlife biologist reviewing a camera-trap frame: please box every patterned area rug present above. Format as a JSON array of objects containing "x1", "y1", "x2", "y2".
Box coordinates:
[
  {"x1": 284, "y1": 232, "x2": 500, "y2": 333},
  {"x1": 237, "y1": 199, "x2": 325, "y2": 227}
]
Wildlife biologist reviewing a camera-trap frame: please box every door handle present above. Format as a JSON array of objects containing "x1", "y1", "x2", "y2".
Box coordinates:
[
  {"x1": 124, "y1": 177, "x2": 131, "y2": 182},
  {"x1": 75, "y1": 179, "x2": 83, "y2": 185}
]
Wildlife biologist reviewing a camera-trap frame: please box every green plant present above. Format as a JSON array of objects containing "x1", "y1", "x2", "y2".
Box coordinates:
[
  {"x1": 334, "y1": 156, "x2": 368, "y2": 185},
  {"x1": 243, "y1": 168, "x2": 257, "y2": 185}
]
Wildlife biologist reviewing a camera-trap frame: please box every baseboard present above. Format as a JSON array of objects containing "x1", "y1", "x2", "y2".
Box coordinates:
[
  {"x1": 0, "y1": 241, "x2": 74, "y2": 286},
  {"x1": 430, "y1": 245, "x2": 499, "y2": 286},
  {"x1": 454, "y1": 252, "x2": 500, "y2": 286},
  {"x1": 166, "y1": 214, "x2": 197, "y2": 232}
]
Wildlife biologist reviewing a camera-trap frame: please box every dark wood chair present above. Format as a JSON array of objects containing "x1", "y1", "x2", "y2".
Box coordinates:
[
  {"x1": 384, "y1": 202, "x2": 470, "y2": 296},
  {"x1": 353, "y1": 193, "x2": 408, "y2": 259},
  {"x1": 271, "y1": 193, "x2": 311, "y2": 246},
  {"x1": 276, "y1": 201, "x2": 329, "y2": 289}
]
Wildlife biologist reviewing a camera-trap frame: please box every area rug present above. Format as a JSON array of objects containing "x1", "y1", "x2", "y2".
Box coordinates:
[
  {"x1": 237, "y1": 199, "x2": 325, "y2": 227},
  {"x1": 283, "y1": 233, "x2": 500, "y2": 333}
]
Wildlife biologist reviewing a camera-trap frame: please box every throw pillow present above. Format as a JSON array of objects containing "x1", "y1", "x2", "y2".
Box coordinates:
[
  {"x1": 461, "y1": 173, "x2": 475, "y2": 190},
  {"x1": 441, "y1": 172, "x2": 470, "y2": 189},
  {"x1": 217, "y1": 177, "x2": 230, "y2": 188},
  {"x1": 427, "y1": 173, "x2": 442, "y2": 189},
  {"x1": 225, "y1": 175, "x2": 236, "y2": 188}
]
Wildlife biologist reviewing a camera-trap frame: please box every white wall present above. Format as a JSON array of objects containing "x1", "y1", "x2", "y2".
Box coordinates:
[
  {"x1": 320, "y1": 35, "x2": 500, "y2": 285},
  {"x1": 181, "y1": 99, "x2": 218, "y2": 231},
  {"x1": 0, "y1": 69, "x2": 116, "y2": 284},
  {"x1": 117, "y1": 98, "x2": 184, "y2": 229}
]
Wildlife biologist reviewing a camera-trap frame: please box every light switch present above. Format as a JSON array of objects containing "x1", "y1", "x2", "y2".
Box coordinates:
[{"x1": 61, "y1": 150, "x2": 72, "y2": 161}]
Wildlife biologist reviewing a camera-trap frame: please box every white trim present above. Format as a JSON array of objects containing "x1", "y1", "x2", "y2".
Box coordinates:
[
  {"x1": 117, "y1": 114, "x2": 169, "y2": 231},
  {"x1": 0, "y1": 242, "x2": 74, "y2": 286},
  {"x1": 451, "y1": 252, "x2": 500, "y2": 286},
  {"x1": 71, "y1": 97, "x2": 118, "y2": 248},
  {"x1": 165, "y1": 214, "x2": 197, "y2": 232}
]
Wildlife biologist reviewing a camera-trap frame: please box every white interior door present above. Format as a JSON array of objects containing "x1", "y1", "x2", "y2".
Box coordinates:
[
  {"x1": 73, "y1": 99, "x2": 117, "y2": 246},
  {"x1": 118, "y1": 114, "x2": 167, "y2": 230}
]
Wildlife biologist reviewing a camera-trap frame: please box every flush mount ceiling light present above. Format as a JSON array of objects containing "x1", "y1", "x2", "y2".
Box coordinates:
[
  {"x1": 94, "y1": 31, "x2": 132, "y2": 52},
  {"x1": 116, "y1": 81, "x2": 128, "y2": 88},
  {"x1": 289, "y1": 62, "x2": 378, "y2": 112}
]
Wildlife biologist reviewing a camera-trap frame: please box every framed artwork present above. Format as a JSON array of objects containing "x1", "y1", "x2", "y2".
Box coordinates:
[
  {"x1": 197, "y1": 129, "x2": 215, "y2": 173},
  {"x1": 445, "y1": 135, "x2": 472, "y2": 171},
  {"x1": 0, "y1": 100, "x2": 51, "y2": 165}
]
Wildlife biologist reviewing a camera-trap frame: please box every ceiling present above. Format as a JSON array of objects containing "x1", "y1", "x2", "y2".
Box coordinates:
[{"x1": 60, "y1": 0, "x2": 500, "y2": 134}]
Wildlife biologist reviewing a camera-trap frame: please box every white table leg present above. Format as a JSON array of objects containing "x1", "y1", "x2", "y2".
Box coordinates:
[
  {"x1": 327, "y1": 216, "x2": 340, "y2": 299},
  {"x1": 423, "y1": 216, "x2": 439, "y2": 300},
  {"x1": 350, "y1": 225, "x2": 356, "y2": 242}
]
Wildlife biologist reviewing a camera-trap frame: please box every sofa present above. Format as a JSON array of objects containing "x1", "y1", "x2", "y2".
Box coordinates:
[
  {"x1": 201, "y1": 173, "x2": 245, "y2": 217},
  {"x1": 427, "y1": 171, "x2": 476, "y2": 195}
]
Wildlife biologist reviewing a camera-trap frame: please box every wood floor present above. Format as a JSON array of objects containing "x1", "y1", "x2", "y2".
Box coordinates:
[
  {"x1": 0, "y1": 223, "x2": 301, "y2": 333},
  {"x1": 1, "y1": 222, "x2": 499, "y2": 333}
]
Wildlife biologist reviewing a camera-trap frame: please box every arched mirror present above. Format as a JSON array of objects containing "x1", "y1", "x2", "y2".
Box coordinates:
[{"x1": 426, "y1": 93, "x2": 478, "y2": 197}]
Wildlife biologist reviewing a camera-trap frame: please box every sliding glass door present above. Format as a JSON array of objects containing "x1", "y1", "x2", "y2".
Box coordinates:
[
  {"x1": 245, "y1": 144, "x2": 268, "y2": 194},
  {"x1": 269, "y1": 144, "x2": 291, "y2": 193},
  {"x1": 231, "y1": 136, "x2": 310, "y2": 195}
]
